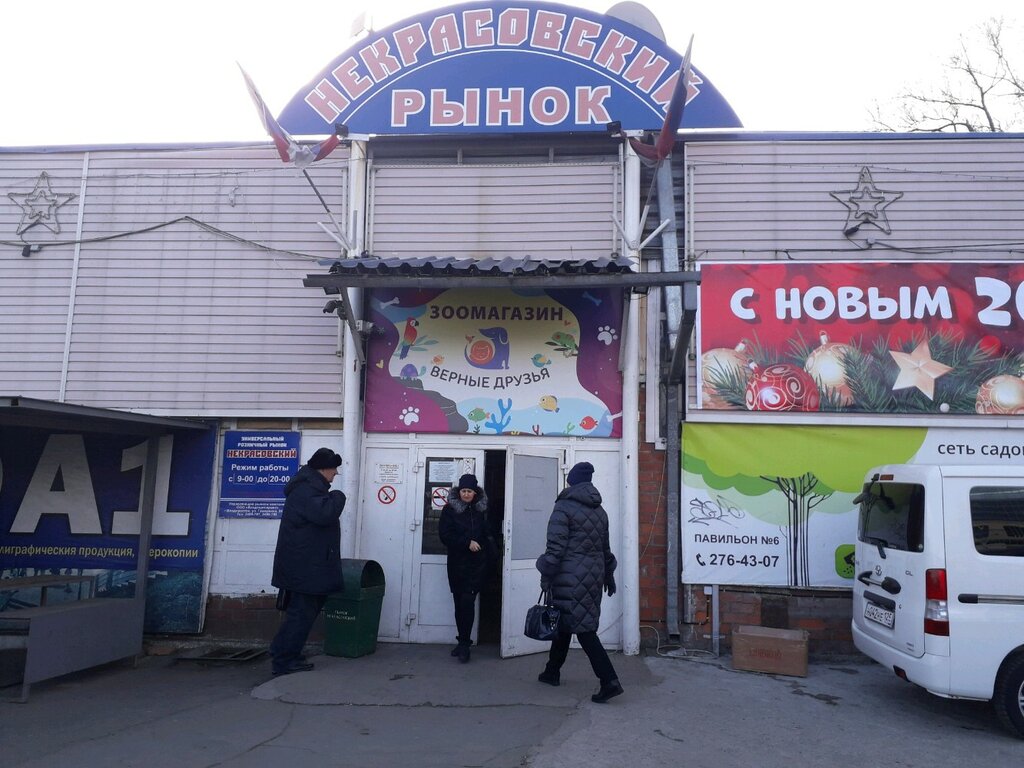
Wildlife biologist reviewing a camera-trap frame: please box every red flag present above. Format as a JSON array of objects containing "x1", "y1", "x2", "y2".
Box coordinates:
[
  {"x1": 238, "y1": 64, "x2": 340, "y2": 168},
  {"x1": 629, "y1": 36, "x2": 694, "y2": 164}
]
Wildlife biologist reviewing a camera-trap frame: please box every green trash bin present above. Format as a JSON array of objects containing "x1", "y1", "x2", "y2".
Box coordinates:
[{"x1": 324, "y1": 559, "x2": 386, "y2": 658}]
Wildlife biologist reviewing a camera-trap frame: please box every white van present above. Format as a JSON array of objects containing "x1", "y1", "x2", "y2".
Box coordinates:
[{"x1": 851, "y1": 464, "x2": 1024, "y2": 738}]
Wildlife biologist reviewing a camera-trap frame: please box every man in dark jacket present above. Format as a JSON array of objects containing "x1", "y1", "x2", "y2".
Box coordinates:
[
  {"x1": 535, "y1": 461, "x2": 623, "y2": 703},
  {"x1": 269, "y1": 447, "x2": 346, "y2": 676}
]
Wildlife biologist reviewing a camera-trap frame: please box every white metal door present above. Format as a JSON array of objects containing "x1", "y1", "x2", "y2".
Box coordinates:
[
  {"x1": 406, "y1": 449, "x2": 485, "y2": 644},
  {"x1": 501, "y1": 449, "x2": 563, "y2": 658}
]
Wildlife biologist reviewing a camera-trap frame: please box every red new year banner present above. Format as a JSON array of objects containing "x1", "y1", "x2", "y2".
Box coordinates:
[{"x1": 697, "y1": 261, "x2": 1024, "y2": 415}]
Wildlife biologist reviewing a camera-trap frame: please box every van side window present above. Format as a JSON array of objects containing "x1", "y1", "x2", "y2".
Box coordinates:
[
  {"x1": 969, "y1": 486, "x2": 1024, "y2": 557},
  {"x1": 858, "y1": 482, "x2": 925, "y2": 553}
]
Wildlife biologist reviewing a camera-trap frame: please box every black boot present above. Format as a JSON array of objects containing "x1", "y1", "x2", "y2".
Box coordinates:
[
  {"x1": 537, "y1": 670, "x2": 560, "y2": 686},
  {"x1": 591, "y1": 678, "x2": 623, "y2": 703},
  {"x1": 456, "y1": 643, "x2": 471, "y2": 663}
]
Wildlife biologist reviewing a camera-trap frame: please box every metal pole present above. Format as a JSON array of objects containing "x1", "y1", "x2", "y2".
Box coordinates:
[
  {"x1": 621, "y1": 141, "x2": 641, "y2": 655},
  {"x1": 340, "y1": 140, "x2": 368, "y2": 558}
]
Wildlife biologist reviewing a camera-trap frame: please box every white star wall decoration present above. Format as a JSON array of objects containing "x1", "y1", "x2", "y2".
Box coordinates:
[
  {"x1": 7, "y1": 171, "x2": 77, "y2": 236},
  {"x1": 830, "y1": 167, "x2": 903, "y2": 235}
]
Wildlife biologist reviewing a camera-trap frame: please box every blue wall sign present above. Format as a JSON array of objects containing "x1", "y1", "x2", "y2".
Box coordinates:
[
  {"x1": 218, "y1": 431, "x2": 300, "y2": 518},
  {"x1": 279, "y1": 1, "x2": 741, "y2": 136}
]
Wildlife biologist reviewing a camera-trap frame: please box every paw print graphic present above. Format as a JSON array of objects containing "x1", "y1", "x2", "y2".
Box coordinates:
[
  {"x1": 597, "y1": 325, "x2": 618, "y2": 346},
  {"x1": 400, "y1": 407, "x2": 420, "y2": 426}
]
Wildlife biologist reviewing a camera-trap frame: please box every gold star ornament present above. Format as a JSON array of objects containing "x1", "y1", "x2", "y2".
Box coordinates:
[{"x1": 889, "y1": 341, "x2": 952, "y2": 400}]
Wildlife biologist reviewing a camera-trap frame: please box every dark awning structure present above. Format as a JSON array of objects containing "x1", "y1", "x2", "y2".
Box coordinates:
[
  {"x1": 0, "y1": 396, "x2": 210, "y2": 435},
  {"x1": 1, "y1": 396, "x2": 211, "y2": 700}
]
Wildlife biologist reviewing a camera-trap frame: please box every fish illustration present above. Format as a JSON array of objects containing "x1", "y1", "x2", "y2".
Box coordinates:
[
  {"x1": 579, "y1": 415, "x2": 598, "y2": 430},
  {"x1": 531, "y1": 353, "x2": 551, "y2": 367},
  {"x1": 539, "y1": 395, "x2": 559, "y2": 412},
  {"x1": 467, "y1": 407, "x2": 489, "y2": 421}
]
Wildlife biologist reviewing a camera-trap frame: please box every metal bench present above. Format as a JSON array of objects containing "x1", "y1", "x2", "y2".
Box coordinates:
[{"x1": 0, "y1": 596, "x2": 144, "y2": 702}]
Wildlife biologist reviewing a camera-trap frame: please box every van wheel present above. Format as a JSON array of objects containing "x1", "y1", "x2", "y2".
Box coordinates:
[{"x1": 994, "y1": 654, "x2": 1024, "y2": 739}]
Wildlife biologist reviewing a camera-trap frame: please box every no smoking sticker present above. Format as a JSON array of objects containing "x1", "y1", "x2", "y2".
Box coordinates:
[
  {"x1": 431, "y1": 487, "x2": 450, "y2": 509},
  {"x1": 377, "y1": 485, "x2": 396, "y2": 504}
]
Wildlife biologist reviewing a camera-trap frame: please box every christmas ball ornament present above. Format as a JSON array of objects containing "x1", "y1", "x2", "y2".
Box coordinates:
[
  {"x1": 701, "y1": 342, "x2": 750, "y2": 408},
  {"x1": 745, "y1": 363, "x2": 821, "y2": 412},
  {"x1": 978, "y1": 335, "x2": 1002, "y2": 357},
  {"x1": 804, "y1": 332, "x2": 854, "y2": 406},
  {"x1": 975, "y1": 375, "x2": 1024, "y2": 415},
  {"x1": 939, "y1": 403, "x2": 950, "y2": 413}
]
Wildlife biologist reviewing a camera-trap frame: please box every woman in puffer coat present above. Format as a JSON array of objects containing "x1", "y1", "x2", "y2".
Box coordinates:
[
  {"x1": 535, "y1": 461, "x2": 622, "y2": 703},
  {"x1": 439, "y1": 473, "x2": 491, "y2": 663}
]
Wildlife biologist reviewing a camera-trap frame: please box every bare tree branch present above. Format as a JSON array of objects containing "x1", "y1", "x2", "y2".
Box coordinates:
[{"x1": 872, "y1": 17, "x2": 1024, "y2": 132}]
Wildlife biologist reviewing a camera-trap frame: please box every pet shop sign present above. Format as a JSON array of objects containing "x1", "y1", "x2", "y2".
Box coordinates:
[{"x1": 364, "y1": 287, "x2": 623, "y2": 437}]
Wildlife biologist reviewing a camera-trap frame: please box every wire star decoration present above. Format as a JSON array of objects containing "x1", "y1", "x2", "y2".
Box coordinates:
[
  {"x1": 889, "y1": 340, "x2": 952, "y2": 400},
  {"x1": 830, "y1": 167, "x2": 903, "y2": 235},
  {"x1": 7, "y1": 171, "x2": 77, "y2": 236}
]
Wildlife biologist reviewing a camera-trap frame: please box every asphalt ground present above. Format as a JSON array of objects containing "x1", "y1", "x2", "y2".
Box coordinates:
[{"x1": 1, "y1": 641, "x2": 1022, "y2": 767}]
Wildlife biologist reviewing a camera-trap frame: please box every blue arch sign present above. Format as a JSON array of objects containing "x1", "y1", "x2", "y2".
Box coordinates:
[{"x1": 279, "y1": 1, "x2": 741, "y2": 136}]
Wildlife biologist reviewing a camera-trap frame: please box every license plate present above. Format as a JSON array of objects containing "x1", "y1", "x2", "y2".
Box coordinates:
[{"x1": 864, "y1": 601, "x2": 895, "y2": 629}]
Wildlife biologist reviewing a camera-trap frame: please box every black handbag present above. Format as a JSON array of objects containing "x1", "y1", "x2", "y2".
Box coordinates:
[
  {"x1": 275, "y1": 588, "x2": 290, "y2": 611},
  {"x1": 524, "y1": 590, "x2": 561, "y2": 641}
]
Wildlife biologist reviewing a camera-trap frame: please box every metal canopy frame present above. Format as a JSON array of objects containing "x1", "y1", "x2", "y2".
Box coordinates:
[{"x1": 0, "y1": 396, "x2": 209, "y2": 700}]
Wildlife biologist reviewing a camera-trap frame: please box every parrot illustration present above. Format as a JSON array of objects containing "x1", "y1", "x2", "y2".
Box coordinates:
[{"x1": 398, "y1": 317, "x2": 419, "y2": 359}]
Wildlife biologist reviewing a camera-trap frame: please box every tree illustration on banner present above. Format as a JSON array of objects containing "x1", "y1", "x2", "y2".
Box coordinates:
[{"x1": 683, "y1": 424, "x2": 926, "y2": 586}]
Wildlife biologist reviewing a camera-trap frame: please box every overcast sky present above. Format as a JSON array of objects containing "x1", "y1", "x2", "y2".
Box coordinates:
[{"x1": 1, "y1": 0, "x2": 1019, "y2": 146}]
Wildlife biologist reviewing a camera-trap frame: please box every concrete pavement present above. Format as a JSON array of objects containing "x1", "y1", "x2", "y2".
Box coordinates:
[{"x1": 2, "y1": 641, "x2": 1022, "y2": 767}]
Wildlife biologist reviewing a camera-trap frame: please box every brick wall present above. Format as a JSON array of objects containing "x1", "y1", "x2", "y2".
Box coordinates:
[
  {"x1": 203, "y1": 594, "x2": 326, "y2": 645},
  {"x1": 637, "y1": 387, "x2": 669, "y2": 641},
  {"x1": 680, "y1": 584, "x2": 855, "y2": 657}
]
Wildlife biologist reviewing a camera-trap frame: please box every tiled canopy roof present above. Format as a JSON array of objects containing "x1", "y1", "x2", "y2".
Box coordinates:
[{"x1": 322, "y1": 254, "x2": 636, "y2": 276}]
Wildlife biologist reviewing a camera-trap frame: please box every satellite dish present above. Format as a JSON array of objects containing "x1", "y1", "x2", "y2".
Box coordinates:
[{"x1": 605, "y1": 2, "x2": 666, "y2": 41}]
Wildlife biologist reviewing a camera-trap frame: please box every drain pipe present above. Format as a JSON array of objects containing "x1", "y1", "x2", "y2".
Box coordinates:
[
  {"x1": 621, "y1": 140, "x2": 641, "y2": 655},
  {"x1": 341, "y1": 140, "x2": 367, "y2": 559},
  {"x1": 656, "y1": 161, "x2": 683, "y2": 638}
]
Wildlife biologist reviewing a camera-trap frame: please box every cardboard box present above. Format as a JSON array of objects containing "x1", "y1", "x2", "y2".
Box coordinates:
[{"x1": 731, "y1": 625, "x2": 809, "y2": 677}]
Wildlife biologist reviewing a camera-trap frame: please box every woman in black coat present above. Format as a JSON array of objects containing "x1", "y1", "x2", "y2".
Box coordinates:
[
  {"x1": 535, "y1": 461, "x2": 622, "y2": 702},
  {"x1": 269, "y1": 447, "x2": 346, "y2": 676},
  {"x1": 439, "y1": 473, "x2": 490, "y2": 663}
]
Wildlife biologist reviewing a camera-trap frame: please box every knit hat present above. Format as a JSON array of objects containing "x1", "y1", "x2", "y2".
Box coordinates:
[
  {"x1": 456, "y1": 474, "x2": 479, "y2": 493},
  {"x1": 308, "y1": 447, "x2": 342, "y2": 470},
  {"x1": 566, "y1": 462, "x2": 594, "y2": 486}
]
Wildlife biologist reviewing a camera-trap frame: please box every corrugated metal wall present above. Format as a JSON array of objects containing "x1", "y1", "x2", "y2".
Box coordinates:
[
  {"x1": 0, "y1": 146, "x2": 349, "y2": 417},
  {"x1": 1, "y1": 154, "x2": 87, "y2": 401},
  {"x1": 684, "y1": 138, "x2": 1024, "y2": 259},
  {"x1": 369, "y1": 161, "x2": 620, "y2": 259}
]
